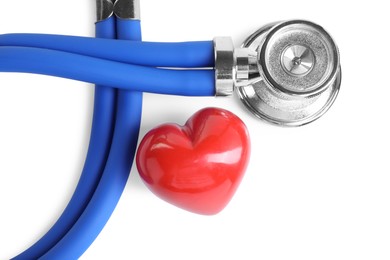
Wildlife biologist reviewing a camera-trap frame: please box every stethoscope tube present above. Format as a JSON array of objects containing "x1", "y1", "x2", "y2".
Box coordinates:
[
  {"x1": 14, "y1": 16, "x2": 119, "y2": 260},
  {"x1": 0, "y1": 34, "x2": 214, "y2": 68},
  {"x1": 0, "y1": 46, "x2": 215, "y2": 96},
  {"x1": 41, "y1": 19, "x2": 143, "y2": 259}
]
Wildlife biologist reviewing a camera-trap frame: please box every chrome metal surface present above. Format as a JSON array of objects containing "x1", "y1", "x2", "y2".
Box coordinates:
[
  {"x1": 235, "y1": 20, "x2": 341, "y2": 126},
  {"x1": 114, "y1": 0, "x2": 140, "y2": 20},
  {"x1": 214, "y1": 37, "x2": 235, "y2": 96},
  {"x1": 234, "y1": 48, "x2": 259, "y2": 88},
  {"x1": 281, "y1": 44, "x2": 314, "y2": 76},
  {"x1": 96, "y1": 0, "x2": 114, "y2": 22},
  {"x1": 259, "y1": 20, "x2": 339, "y2": 96}
]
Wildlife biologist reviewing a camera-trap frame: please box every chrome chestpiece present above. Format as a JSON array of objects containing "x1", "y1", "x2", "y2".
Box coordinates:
[{"x1": 214, "y1": 20, "x2": 341, "y2": 126}]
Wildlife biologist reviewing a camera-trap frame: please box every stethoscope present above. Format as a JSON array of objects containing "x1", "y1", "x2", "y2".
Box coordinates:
[{"x1": 0, "y1": 0, "x2": 341, "y2": 259}]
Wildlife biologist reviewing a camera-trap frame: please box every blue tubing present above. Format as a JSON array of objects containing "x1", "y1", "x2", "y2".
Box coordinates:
[
  {"x1": 0, "y1": 46, "x2": 215, "y2": 96},
  {"x1": 0, "y1": 33, "x2": 214, "y2": 68},
  {"x1": 41, "y1": 19, "x2": 143, "y2": 260},
  {"x1": 13, "y1": 16, "x2": 117, "y2": 259}
]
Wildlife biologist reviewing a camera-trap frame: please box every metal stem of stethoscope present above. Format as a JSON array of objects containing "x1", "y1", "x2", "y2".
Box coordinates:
[{"x1": 3, "y1": 0, "x2": 341, "y2": 258}]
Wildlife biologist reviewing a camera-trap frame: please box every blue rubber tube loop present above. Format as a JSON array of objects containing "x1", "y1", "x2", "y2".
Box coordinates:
[
  {"x1": 41, "y1": 19, "x2": 143, "y2": 260},
  {"x1": 13, "y1": 16, "x2": 117, "y2": 259},
  {"x1": 0, "y1": 47, "x2": 215, "y2": 96},
  {"x1": 0, "y1": 33, "x2": 215, "y2": 68}
]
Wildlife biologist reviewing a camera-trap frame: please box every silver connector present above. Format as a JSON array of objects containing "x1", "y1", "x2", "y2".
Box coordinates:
[
  {"x1": 234, "y1": 48, "x2": 259, "y2": 88},
  {"x1": 114, "y1": 0, "x2": 140, "y2": 20},
  {"x1": 214, "y1": 37, "x2": 235, "y2": 97},
  {"x1": 213, "y1": 38, "x2": 260, "y2": 96},
  {"x1": 96, "y1": 0, "x2": 114, "y2": 22}
]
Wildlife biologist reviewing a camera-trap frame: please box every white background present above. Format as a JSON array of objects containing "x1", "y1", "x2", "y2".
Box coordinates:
[{"x1": 0, "y1": 0, "x2": 389, "y2": 259}]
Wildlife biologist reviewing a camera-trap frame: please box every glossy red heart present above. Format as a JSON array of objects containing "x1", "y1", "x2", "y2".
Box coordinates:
[{"x1": 136, "y1": 107, "x2": 250, "y2": 215}]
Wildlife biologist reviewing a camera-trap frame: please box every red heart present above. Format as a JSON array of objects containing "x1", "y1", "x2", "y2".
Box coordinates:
[{"x1": 136, "y1": 107, "x2": 250, "y2": 215}]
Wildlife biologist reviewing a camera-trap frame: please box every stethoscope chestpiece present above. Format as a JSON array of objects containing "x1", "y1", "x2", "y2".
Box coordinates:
[{"x1": 215, "y1": 20, "x2": 341, "y2": 126}]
